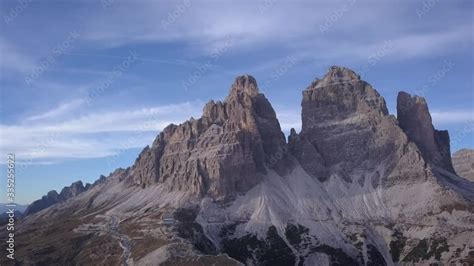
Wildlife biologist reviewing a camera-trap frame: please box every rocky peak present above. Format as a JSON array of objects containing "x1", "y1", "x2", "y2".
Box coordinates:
[
  {"x1": 23, "y1": 180, "x2": 89, "y2": 217},
  {"x1": 397, "y1": 91, "x2": 455, "y2": 172},
  {"x1": 59, "y1": 181, "x2": 86, "y2": 199},
  {"x1": 396, "y1": 92, "x2": 434, "y2": 146},
  {"x1": 228, "y1": 74, "x2": 259, "y2": 97},
  {"x1": 302, "y1": 67, "x2": 388, "y2": 133},
  {"x1": 129, "y1": 74, "x2": 292, "y2": 201},
  {"x1": 397, "y1": 92, "x2": 431, "y2": 125},
  {"x1": 46, "y1": 190, "x2": 60, "y2": 199},
  {"x1": 397, "y1": 91, "x2": 427, "y2": 107},
  {"x1": 311, "y1": 66, "x2": 361, "y2": 89},
  {"x1": 293, "y1": 66, "x2": 427, "y2": 184}
]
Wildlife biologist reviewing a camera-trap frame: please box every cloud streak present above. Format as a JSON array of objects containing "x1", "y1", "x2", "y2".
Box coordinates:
[
  {"x1": 0, "y1": 101, "x2": 203, "y2": 163},
  {"x1": 27, "y1": 99, "x2": 85, "y2": 121},
  {"x1": 72, "y1": 1, "x2": 471, "y2": 59}
]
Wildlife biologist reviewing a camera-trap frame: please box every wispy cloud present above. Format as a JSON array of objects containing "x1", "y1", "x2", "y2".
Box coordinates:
[
  {"x1": 75, "y1": 1, "x2": 471, "y2": 59},
  {"x1": 387, "y1": 27, "x2": 472, "y2": 60},
  {"x1": 431, "y1": 110, "x2": 474, "y2": 124},
  {"x1": 27, "y1": 99, "x2": 85, "y2": 121},
  {"x1": 2, "y1": 1, "x2": 471, "y2": 77},
  {"x1": 0, "y1": 100, "x2": 203, "y2": 163}
]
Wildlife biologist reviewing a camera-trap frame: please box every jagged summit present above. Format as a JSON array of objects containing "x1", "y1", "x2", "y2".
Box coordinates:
[
  {"x1": 397, "y1": 91, "x2": 455, "y2": 172},
  {"x1": 296, "y1": 66, "x2": 418, "y2": 184},
  {"x1": 398, "y1": 91, "x2": 428, "y2": 106},
  {"x1": 303, "y1": 66, "x2": 388, "y2": 121},
  {"x1": 230, "y1": 74, "x2": 259, "y2": 96},
  {"x1": 309, "y1": 66, "x2": 361, "y2": 89},
  {"x1": 23, "y1": 180, "x2": 90, "y2": 216},
  {"x1": 130, "y1": 73, "x2": 291, "y2": 200},
  {"x1": 226, "y1": 74, "x2": 259, "y2": 101}
]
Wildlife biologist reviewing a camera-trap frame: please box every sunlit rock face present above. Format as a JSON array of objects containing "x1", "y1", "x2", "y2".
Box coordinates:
[{"x1": 130, "y1": 74, "x2": 292, "y2": 201}]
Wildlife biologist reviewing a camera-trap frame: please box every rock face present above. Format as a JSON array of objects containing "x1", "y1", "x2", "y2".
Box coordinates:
[
  {"x1": 23, "y1": 180, "x2": 88, "y2": 216},
  {"x1": 130, "y1": 74, "x2": 292, "y2": 201},
  {"x1": 452, "y1": 149, "x2": 474, "y2": 181},
  {"x1": 397, "y1": 91, "x2": 455, "y2": 172},
  {"x1": 291, "y1": 66, "x2": 426, "y2": 186}
]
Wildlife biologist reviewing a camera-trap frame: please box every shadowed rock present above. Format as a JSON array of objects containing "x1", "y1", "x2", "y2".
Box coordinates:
[
  {"x1": 23, "y1": 181, "x2": 89, "y2": 216},
  {"x1": 397, "y1": 91, "x2": 455, "y2": 172}
]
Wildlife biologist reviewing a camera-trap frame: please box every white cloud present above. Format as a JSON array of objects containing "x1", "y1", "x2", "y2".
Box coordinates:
[
  {"x1": 27, "y1": 99, "x2": 85, "y2": 121},
  {"x1": 0, "y1": 101, "x2": 203, "y2": 163},
  {"x1": 431, "y1": 110, "x2": 474, "y2": 124},
  {"x1": 387, "y1": 27, "x2": 472, "y2": 60},
  {"x1": 2, "y1": 1, "x2": 471, "y2": 80}
]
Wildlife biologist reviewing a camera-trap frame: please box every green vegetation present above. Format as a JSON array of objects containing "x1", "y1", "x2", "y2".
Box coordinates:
[
  {"x1": 221, "y1": 225, "x2": 296, "y2": 266},
  {"x1": 402, "y1": 238, "x2": 449, "y2": 262},
  {"x1": 389, "y1": 230, "x2": 406, "y2": 262}
]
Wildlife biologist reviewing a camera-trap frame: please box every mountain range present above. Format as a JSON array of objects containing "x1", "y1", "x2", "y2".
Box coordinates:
[{"x1": 2, "y1": 66, "x2": 473, "y2": 266}]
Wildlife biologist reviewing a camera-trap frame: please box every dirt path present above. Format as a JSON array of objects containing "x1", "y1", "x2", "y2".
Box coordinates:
[
  {"x1": 107, "y1": 215, "x2": 132, "y2": 266},
  {"x1": 75, "y1": 214, "x2": 132, "y2": 265}
]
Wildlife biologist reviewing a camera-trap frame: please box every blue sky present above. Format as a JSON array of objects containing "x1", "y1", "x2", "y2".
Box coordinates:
[{"x1": 0, "y1": 0, "x2": 472, "y2": 204}]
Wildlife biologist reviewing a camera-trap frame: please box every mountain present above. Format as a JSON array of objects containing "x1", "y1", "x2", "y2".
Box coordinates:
[
  {"x1": 23, "y1": 180, "x2": 90, "y2": 217},
  {"x1": 22, "y1": 174, "x2": 109, "y2": 217},
  {"x1": 397, "y1": 91, "x2": 455, "y2": 173},
  {"x1": 2, "y1": 67, "x2": 473, "y2": 266},
  {"x1": 452, "y1": 149, "x2": 474, "y2": 181}
]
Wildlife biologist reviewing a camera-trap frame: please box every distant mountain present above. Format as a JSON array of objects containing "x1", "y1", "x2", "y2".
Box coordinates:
[
  {"x1": 0, "y1": 203, "x2": 28, "y2": 214},
  {"x1": 3, "y1": 67, "x2": 473, "y2": 265},
  {"x1": 452, "y1": 149, "x2": 474, "y2": 181},
  {"x1": 22, "y1": 174, "x2": 109, "y2": 217},
  {"x1": 22, "y1": 181, "x2": 89, "y2": 217}
]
